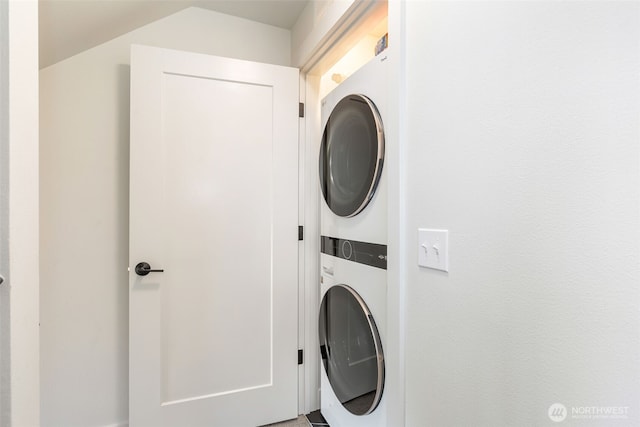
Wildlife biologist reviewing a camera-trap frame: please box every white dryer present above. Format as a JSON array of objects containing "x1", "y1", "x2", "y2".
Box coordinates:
[
  {"x1": 319, "y1": 50, "x2": 389, "y2": 245},
  {"x1": 318, "y1": 50, "x2": 389, "y2": 427}
]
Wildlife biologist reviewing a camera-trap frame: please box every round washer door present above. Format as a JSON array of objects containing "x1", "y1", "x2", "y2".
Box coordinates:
[
  {"x1": 319, "y1": 94, "x2": 384, "y2": 217},
  {"x1": 319, "y1": 284, "x2": 384, "y2": 415}
]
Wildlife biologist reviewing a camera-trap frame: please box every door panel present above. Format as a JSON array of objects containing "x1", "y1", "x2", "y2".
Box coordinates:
[{"x1": 129, "y1": 45, "x2": 299, "y2": 427}]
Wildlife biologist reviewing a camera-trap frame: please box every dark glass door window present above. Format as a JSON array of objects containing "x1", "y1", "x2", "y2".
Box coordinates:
[
  {"x1": 319, "y1": 94, "x2": 384, "y2": 217},
  {"x1": 319, "y1": 285, "x2": 384, "y2": 415}
]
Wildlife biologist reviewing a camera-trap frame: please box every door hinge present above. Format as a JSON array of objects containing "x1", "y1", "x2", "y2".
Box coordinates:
[
  {"x1": 298, "y1": 225, "x2": 304, "y2": 241},
  {"x1": 298, "y1": 349, "x2": 304, "y2": 365},
  {"x1": 299, "y1": 102, "x2": 305, "y2": 118}
]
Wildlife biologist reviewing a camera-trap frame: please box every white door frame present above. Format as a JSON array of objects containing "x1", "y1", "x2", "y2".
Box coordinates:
[{"x1": 1, "y1": 1, "x2": 40, "y2": 426}]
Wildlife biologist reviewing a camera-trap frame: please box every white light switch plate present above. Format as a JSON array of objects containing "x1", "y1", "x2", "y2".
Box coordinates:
[{"x1": 418, "y1": 229, "x2": 449, "y2": 272}]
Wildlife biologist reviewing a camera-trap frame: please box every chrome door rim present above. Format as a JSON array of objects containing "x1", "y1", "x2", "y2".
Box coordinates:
[{"x1": 319, "y1": 94, "x2": 385, "y2": 218}]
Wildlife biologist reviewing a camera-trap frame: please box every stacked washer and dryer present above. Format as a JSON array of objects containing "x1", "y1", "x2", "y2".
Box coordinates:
[{"x1": 318, "y1": 48, "x2": 389, "y2": 427}]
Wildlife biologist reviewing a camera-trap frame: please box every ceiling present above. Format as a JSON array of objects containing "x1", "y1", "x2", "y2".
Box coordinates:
[{"x1": 39, "y1": 0, "x2": 310, "y2": 68}]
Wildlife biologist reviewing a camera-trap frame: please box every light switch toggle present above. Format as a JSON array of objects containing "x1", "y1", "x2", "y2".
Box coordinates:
[
  {"x1": 420, "y1": 243, "x2": 440, "y2": 256},
  {"x1": 418, "y1": 229, "x2": 449, "y2": 272}
]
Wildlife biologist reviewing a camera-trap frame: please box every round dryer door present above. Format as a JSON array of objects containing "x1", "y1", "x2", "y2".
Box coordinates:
[
  {"x1": 319, "y1": 94, "x2": 384, "y2": 217},
  {"x1": 319, "y1": 284, "x2": 384, "y2": 415}
]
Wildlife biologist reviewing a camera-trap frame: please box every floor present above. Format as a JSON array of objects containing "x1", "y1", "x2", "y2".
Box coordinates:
[
  {"x1": 261, "y1": 411, "x2": 329, "y2": 427},
  {"x1": 262, "y1": 415, "x2": 310, "y2": 427}
]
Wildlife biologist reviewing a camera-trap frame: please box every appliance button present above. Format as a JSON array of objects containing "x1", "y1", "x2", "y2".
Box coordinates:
[{"x1": 341, "y1": 240, "x2": 353, "y2": 260}]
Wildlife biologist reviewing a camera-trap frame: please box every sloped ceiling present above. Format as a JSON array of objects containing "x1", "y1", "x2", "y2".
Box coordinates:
[{"x1": 39, "y1": 0, "x2": 310, "y2": 68}]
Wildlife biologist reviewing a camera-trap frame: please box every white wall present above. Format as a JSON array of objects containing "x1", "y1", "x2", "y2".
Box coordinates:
[
  {"x1": 394, "y1": 1, "x2": 640, "y2": 426},
  {"x1": 39, "y1": 7, "x2": 290, "y2": 427},
  {"x1": 3, "y1": 1, "x2": 40, "y2": 426}
]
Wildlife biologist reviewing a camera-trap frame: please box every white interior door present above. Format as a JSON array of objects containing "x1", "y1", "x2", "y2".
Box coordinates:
[{"x1": 129, "y1": 45, "x2": 299, "y2": 427}]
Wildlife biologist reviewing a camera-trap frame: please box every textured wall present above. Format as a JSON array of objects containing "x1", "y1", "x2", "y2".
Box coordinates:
[{"x1": 401, "y1": 2, "x2": 640, "y2": 426}]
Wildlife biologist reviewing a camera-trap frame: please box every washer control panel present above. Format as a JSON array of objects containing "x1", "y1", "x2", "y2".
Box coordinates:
[{"x1": 320, "y1": 235, "x2": 387, "y2": 270}]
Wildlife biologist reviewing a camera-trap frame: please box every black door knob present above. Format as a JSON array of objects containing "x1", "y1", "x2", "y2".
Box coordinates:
[{"x1": 135, "y1": 262, "x2": 164, "y2": 276}]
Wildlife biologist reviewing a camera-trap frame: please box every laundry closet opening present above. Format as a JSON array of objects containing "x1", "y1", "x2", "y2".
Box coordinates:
[{"x1": 299, "y1": 3, "x2": 389, "y2": 425}]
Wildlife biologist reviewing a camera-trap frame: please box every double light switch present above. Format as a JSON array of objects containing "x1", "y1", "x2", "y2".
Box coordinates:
[{"x1": 418, "y1": 229, "x2": 449, "y2": 272}]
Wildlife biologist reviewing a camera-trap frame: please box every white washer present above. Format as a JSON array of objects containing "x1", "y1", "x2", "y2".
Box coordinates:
[
  {"x1": 319, "y1": 49, "x2": 389, "y2": 245},
  {"x1": 317, "y1": 49, "x2": 389, "y2": 427},
  {"x1": 319, "y1": 247, "x2": 387, "y2": 427}
]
